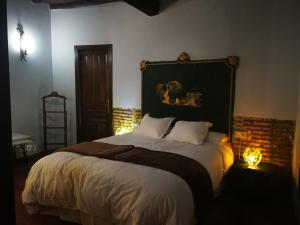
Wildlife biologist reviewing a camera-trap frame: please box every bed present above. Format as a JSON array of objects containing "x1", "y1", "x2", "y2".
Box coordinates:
[{"x1": 22, "y1": 53, "x2": 239, "y2": 225}]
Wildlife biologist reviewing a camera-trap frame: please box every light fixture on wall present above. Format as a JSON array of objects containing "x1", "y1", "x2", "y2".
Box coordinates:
[{"x1": 17, "y1": 24, "x2": 28, "y2": 61}]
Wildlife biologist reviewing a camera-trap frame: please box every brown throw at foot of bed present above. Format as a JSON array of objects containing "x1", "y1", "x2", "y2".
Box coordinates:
[
  {"x1": 56, "y1": 142, "x2": 135, "y2": 158},
  {"x1": 57, "y1": 142, "x2": 214, "y2": 224}
]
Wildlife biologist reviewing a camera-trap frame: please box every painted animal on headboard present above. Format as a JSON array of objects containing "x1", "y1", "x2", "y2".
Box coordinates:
[{"x1": 156, "y1": 80, "x2": 202, "y2": 107}]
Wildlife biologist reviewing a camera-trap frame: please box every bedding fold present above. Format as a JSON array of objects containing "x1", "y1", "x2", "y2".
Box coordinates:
[{"x1": 55, "y1": 142, "x2": 134, "y2": 158}]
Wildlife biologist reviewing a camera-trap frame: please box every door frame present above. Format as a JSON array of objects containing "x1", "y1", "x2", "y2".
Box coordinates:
[{"x1": 74, "y1": 44, "x2": 113, "y2": 142}]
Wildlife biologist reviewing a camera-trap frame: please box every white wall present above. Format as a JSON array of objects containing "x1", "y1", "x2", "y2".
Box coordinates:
[
  {"x1": 7, "y1": 0, "x2": 53, "y2": 152},
  {"x1": 51, "y1": 0, "x2": 300, "y2": 144}
]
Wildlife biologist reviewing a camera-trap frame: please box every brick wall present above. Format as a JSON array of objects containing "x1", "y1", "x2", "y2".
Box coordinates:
[
  {"x1": 112, "y1": 108, "x2": 295, "y2": 168},
  {"x1": 113, "y1": 108, "x2": 142, "y2": 134},
  {"x1": 233, "y1": 116, "x2": 295, "y2": 168}
]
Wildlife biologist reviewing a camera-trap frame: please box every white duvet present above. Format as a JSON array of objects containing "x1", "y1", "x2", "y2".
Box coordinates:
[{"x1": 22, "y1": 134, "x2": 234, "y2": 225}]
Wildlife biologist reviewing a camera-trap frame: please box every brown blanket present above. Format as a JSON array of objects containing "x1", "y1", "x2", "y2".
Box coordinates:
[
  {"x1": 57, "y1": 142, "x2": 213, "y2": 224},
  {"x1": 55, "y1": 142, "x2": 134, "y2": 159}
]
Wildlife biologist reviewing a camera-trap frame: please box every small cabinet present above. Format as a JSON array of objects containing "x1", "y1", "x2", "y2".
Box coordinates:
[
  {"x1": 219, "y1": 160, "x2": 296, "y2": 225},
  {"x1": 223, "y1": 161, "x2": 292, "y2": 203},
  {"x1": 42, "y1": 91, "x2": 67, "y2": 152}
]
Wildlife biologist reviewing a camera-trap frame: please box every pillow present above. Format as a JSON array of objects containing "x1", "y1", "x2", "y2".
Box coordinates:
[
  {"x1": 165, "y1": 120, "x2": 213, "y2": 145},
  {"x1": 132, "y1": 114, "x2": 175, "y2": 138},
  {"x1": 206, "y1": 131, "x2": 228, "y2": 145}
]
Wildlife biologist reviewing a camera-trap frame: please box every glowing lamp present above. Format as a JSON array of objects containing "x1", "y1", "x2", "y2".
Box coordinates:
[
  {"x1": 242, "y1": 147, "x2": 262, "y2": 168},
  {"x1": 115, "y1": 126, "x2": 132, "y2": 135}
]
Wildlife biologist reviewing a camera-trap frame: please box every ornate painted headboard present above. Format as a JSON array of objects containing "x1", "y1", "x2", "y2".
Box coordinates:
[{"x1": 140, "y1": 52, "x2": 239, "y2": 140}]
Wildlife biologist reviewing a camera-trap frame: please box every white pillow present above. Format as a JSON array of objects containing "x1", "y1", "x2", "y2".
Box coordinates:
[
  {"x1": 206, "y1": 131, "x2": 228, "y2": 145},
  {"x1": 165, "y1": 120, "x2": 213, "y2": 145},
  {"x1": 132, "y1": 114, "x2": 175, "y2": 139}
]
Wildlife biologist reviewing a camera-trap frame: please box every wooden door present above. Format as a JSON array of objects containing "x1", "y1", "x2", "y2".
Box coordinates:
[{"x1": 75, "y1": 45, "x2": 112, "y2": 142}]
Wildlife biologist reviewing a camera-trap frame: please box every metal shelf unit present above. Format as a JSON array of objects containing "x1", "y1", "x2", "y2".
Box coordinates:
[{"x1": 42, "y1": 91, "x2": 67, "y2": 152}]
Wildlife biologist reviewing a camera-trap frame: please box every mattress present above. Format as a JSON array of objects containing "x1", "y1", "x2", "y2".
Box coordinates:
[{"x1": 22, "y1": 134, "x2": 234, "y2": 225}]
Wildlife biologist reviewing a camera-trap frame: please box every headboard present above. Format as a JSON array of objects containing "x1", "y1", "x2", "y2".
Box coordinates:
[{"x1": 140, "y1": 52, "x2": 239, "y2": 140}]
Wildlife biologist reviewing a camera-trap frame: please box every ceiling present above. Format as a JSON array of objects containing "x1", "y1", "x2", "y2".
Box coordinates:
[{"x1": 32, "y1": 0, "x2": 160, "y2": 16}]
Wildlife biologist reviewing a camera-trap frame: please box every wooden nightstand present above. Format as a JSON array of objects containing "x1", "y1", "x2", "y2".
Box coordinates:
[
  {"x1": 211, "y1": 161, "x2": 297, "y2": 225},
  {"x1": 223, "y1": 160, "x2": 293, "y2": 205},
  {"x1": 212, "y1": 160, "x2": 297, "y2": 225}
]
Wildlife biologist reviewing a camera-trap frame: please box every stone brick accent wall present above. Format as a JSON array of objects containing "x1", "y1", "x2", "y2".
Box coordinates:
[
  {"x1": 112, "y1": 108, "x2": 295, "y2": 168},
  {"x1": 233, "y1": 116, "x2": 295, "y2": 168},
  {"x1": 113, "y1": 108, "x2": 142, "y2": 134}
]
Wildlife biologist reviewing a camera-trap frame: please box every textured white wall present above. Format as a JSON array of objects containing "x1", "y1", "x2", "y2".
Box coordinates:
[
  {"x1": 7, "y1": 0, "x2": 53, "y2": 151},
  {"x1": 51, "y1": 0, "x2": 300, "y2": 144}
]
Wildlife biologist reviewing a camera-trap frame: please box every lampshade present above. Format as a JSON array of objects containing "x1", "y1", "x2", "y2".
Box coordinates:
[{"x1": 242, "y1": 147, "x2": 262, "y2": 168}]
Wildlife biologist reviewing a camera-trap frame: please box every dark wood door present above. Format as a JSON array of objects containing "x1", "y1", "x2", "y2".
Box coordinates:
[{"x1": 75, "y1": 45, "x2": 112, "y2": 142}]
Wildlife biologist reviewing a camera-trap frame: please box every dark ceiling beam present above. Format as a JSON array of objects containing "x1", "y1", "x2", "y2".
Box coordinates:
[
  {"x1": 32, "y1": 0, "x2": 160, "y2": 16},
  {"x1": 124, "y1": 0, "x2": 160, "y2": 16},
  {"x1": 33, "y1": 0, "x2": 120, "y2": 9}
]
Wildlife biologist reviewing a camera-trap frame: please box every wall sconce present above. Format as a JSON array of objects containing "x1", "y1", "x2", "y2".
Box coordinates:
[
  {"x1": 17, "y1": 24, "x2": 28, "y2": 61},
  {"x1": 243, "y1": 147, "x2": 262, "y2": 168}
]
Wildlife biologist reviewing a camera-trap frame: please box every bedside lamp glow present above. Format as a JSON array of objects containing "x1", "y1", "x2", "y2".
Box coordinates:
[
  {"x1": 115, "y1": 126, "x2": 132, "y2": 135},
  {"x1": 243, "y1": 147, "x2": 262, "y2": 168},
  {"x1": 115, "y1": 119, "x2": 139, "y2": 135}
]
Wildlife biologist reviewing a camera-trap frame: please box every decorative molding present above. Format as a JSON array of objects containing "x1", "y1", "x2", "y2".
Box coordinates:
[
  {"x1": 177, "y1": 52, "x2": 190, "y2": 63},
  {"x1": 139, "y1": 60, "x2": 148, "y2": 71},
  {"x1": 227, "y1": 56, "x2": 239, "y2": 68}
]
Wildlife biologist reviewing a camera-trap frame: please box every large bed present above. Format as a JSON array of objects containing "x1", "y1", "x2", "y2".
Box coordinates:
[{"x1": 22, "y1": 53, "x2": 239, "y2": 225}]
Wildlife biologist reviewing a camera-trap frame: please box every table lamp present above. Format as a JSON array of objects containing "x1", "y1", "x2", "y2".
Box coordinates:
[{"x1": 243, "y1": 147, "x2": 262, "y2": 168}]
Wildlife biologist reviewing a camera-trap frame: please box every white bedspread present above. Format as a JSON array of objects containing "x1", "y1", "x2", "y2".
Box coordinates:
[{"x1": 22, "y1": 134, "x2": 234, "y2": 225}]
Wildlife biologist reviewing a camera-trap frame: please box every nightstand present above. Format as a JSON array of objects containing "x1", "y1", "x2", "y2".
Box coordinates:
[
  {"x1": 223, "y1": 160, "x2": 293, "y2": 205},
  {"x1": 213, "y1": 160, "x2": 297, "y2": 225}
]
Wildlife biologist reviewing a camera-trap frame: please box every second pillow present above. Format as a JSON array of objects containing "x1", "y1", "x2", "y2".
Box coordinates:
[{"x1": 165, "y1": 120, "x2": 213, "y2": 145}]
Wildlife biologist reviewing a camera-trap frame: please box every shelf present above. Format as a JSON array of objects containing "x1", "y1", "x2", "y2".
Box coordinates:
[{"x1": 43, "y1": 91, "x2": 67, "y2": 152}]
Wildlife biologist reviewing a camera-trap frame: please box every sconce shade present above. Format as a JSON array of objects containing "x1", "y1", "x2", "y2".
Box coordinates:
[{"x1": 243, "y1": 147, "x2": 262, "y2": 168}]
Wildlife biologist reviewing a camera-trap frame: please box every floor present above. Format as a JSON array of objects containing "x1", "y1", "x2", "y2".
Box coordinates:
[
  {"x1": 205, "y1": 195, "x2": 298, "y2": 225},
  {"x1": 14, "y1": 155, "x2": 299, "y2": 225}
]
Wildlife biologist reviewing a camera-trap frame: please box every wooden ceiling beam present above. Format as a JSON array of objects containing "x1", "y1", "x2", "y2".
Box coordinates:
[
  {"x1": 123, "y1": 0, "x2": 160, "y2": 16},
  {"x1": 32, "y1": 0, "x2": 120, "y2": 9},
  {"x1": 32, "y1": 0, "x2": 160, "y2": 16}
]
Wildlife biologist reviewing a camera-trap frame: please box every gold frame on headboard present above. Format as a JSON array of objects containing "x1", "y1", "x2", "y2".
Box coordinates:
[
  {"x1": 139, "y1": 52, "x2": 239, "y2": 141},
  {"x1": 140, "y1": 52, "x2": 239, "y2": 71}
]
